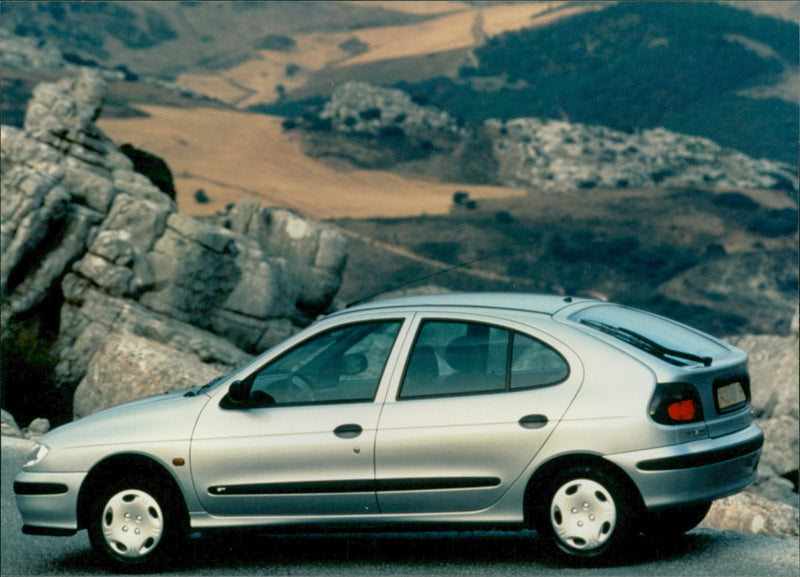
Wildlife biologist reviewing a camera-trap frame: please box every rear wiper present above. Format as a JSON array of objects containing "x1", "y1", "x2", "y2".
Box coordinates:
[{"x1": 580, "y1": 320, "x2": 712, "y2": 367}]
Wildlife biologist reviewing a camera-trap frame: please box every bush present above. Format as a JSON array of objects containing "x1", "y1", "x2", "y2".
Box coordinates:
[
  {"x1": 359, "y1": 107, "x2": 382, "y2": 121},
  {"x1": 495, "y1": 211, "x2": 514, "y2": 224},
  {"x1": 1, "y1": 318, "x2": 70, "y2": 427},
  {"x1": 256, "y1": 34, "x2": 296, "y2": 52},
  {"x1": 747, "y1": 208, "x2": 799, "y2": 238},
  {"x1": 712, "y1": 192, "x2": 759, "y2": 211},
  {"x1": 339, "y1": 37, "x2": 369, "y2": 56},
  {"x1": 194, "y1": 189, "x2": 209, "y2": 204},
  {"x1": 453, "y1": 191, "x2": 470, "y2": 204},
  {"x1": 120, "y1": 144, "x2": 176, "y2": 200}
]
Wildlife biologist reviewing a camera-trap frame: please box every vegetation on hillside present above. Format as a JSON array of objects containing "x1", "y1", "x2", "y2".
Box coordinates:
[
  {"x1": 396, "y1": 2, "x2": 798, "y2": 165},
  {"x1": 335, "y1": 187, "x2": 798, "y2": 336}
]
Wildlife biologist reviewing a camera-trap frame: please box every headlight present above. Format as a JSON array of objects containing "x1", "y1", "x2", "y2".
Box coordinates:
[{"x1": 23, "y1": 443, "x2": 49, "y2": 468}]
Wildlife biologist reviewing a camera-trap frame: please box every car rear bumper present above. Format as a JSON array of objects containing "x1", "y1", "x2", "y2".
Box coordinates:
[
  {"x1": 607, "y1": 422, "x2": 763, "y2": 510},
  {"x1": 13, "y1": 471, "x2": 85, "y2": 534}
]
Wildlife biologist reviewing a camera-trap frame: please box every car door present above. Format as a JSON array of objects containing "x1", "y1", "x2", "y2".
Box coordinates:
[
  {"x1": 191, "y1": 318, "x2": 406, "y2": 517},
  {"x1": 375, "y1": 314, "x2": 583, "y2": 514}
]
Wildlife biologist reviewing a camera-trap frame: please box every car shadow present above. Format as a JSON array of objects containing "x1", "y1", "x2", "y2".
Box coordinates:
[
  {"x1": 180, "y1": 529, "x2": 717, "y2": 573},
  {"x1": 45, "y1": 529, "x2": 720, "y2": 574}
]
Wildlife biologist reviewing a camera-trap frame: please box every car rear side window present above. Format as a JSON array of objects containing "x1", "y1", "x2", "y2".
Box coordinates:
[{"x1": 399, "y1": 320, "x2": 568, "y2": 399}]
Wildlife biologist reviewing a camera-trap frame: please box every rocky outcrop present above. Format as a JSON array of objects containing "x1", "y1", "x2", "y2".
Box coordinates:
[
  {"x1": 1, "y1": 409, "x2": 50, "y2": 440},
  {"x1": 320, "y1": 81, "x2": 469, "y2": 140},
  {"x1": 306, "y1": 81, "x2": 798, "y2": 195},
  {"x1": 1, "y1": 69, "x2": 347, "y2": 417},
  {"x1": 487, "y1": 117, "x2": 798, "y2": 194}
]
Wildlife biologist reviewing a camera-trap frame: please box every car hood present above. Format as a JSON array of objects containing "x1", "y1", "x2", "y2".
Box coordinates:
[{"x1": 39, "y1": 388, "x2": 213, "y2": 450}]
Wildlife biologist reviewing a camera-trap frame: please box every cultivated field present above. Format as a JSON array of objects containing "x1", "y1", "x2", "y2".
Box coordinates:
[{"x1": 98, "y1": 105, "x2": 524, "y2": 219}]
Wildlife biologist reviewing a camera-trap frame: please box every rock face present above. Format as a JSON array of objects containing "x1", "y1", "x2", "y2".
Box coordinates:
[
  {"x1": 488, "y1": 117, "x2": 798, "y2": 194},
  {"x1": 308, "y1": 81, "x2": 798, "y2": 195},
  {"x1": 727, "y1": 333, "x2": 800, "y2": 507},
  {"x1": 1, "y1": 70, "x2": 347, "y2": 417}
]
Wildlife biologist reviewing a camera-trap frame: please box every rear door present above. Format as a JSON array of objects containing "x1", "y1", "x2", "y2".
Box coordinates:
[{"x1": 375, "y1": 313, "x2": 584, "y2": 514}]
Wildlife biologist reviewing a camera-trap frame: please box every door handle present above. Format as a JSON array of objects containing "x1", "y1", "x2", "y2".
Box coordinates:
[
  {"x1": 518, "y1": 414, "x2": 548, "y2": 429},
  {"x1": 334, "y1": 424, "x2": 363, "y2": 439}
]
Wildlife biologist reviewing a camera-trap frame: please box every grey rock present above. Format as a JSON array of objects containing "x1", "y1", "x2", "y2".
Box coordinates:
[
  {"x1": 24, "y1": 418, "x2": 51, "y2": 440},
  {"x1": 74, "y1": 332, "x2": 227, "y2": 418},
  {"x1": 56, "y1": 280, "x2": 251, "y2": 392},
  {"x1": 0, "y1": 28, "x2": 66, "y2": 70},
  {"x1": 725, "y1": 333, "x2": 799, "y2": 507},
  {"x1": 701, "y1": 492, "x2": 799, "y2": 537},
  {"x1": 0, "y1": 409, "x2": 24, "y2": 439},
  {"x1": 727, "y1": 334, "x2": 800, "y2": 421},
  {"x1": 2, "y1": 70, "x2": 347, "y2": 421},
  {"x1": 759, "y1": 416, "x2": 800, "y2": 481}
]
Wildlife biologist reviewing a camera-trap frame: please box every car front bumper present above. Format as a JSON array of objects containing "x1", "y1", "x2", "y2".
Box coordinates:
[
  {"x1": 607, "y1": 422, "x2": 763, "y2": 510},
  {"x1": 14, "y1": 471, "x2": 86, "y2": 535}
]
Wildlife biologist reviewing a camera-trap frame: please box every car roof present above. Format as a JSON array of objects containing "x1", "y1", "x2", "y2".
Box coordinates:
[{"x1": 339, "y1": 292, "x2": 595, "y2": 317}]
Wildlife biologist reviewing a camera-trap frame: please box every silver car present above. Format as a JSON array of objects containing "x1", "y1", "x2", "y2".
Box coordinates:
[{"x1": 15, "y1": 293, "x2": 763, "y2": 569}]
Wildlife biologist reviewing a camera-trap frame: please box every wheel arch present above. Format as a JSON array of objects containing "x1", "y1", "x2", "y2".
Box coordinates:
[
  {"x1": 77, "y1": 453, "x2": 189, "y2": 531},
  {"x1": 522, "y1": 453, "x2": 645, "y2": 528}
]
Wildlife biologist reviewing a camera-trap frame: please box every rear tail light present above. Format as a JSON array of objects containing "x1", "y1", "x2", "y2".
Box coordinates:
[{"x1": 649, "y1": 382, "x2": 704, "y2": 425}]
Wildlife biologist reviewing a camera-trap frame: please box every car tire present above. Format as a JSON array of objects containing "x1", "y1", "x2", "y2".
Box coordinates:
[
  {"x1": 535, "y1": 465, "x2": 637, "y2": 561},
  {"x1": 642, "y1": 501, "x2": 712, "y2": 538},
  {"x1": 87, "y1": 476, "x2": 186, "y2": 570}
]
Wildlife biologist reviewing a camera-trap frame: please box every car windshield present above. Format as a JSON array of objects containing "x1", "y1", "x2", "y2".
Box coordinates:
[{"x1": 570, "y1": 305, "x2": 729, "y2": 366}]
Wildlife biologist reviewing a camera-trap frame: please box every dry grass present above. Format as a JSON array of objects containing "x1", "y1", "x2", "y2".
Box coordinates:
[
  {"x1": 98, "y1": 105, "x2": 524, "y2": 219},
  {"x1": 173, "y1": 1, "x2": 597, "y2": 108}
]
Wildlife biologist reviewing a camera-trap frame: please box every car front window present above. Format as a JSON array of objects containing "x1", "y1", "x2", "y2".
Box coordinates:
[{"x1": 250, "y1": 320, "x2": 403, "y2": 405}]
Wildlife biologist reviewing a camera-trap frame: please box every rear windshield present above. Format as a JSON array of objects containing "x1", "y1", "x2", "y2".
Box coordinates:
[{"x1": 570, "y1": 305, "x2": 729, "y2": 366}]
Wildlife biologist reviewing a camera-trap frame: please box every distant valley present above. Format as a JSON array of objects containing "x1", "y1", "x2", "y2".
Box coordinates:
[{"x1": 1, "y1": 1, "x2": 797, "y2": 336}]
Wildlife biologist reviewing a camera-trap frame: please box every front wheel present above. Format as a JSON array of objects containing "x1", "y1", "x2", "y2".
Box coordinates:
[
  {"x1": 88, "y1": 477, "x2": 185, "y2": 570},
  {"x1": 535, "y1": 465, "x2": 638, "y2": 561}
]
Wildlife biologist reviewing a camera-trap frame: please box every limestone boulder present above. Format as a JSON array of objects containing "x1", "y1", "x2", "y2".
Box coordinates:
[
  {"x1": 74, "y1": 332, "x2": 227, "y2": 418},
  {"x1": 701, "y1": 492, "x2": 799, "y2": 537}
]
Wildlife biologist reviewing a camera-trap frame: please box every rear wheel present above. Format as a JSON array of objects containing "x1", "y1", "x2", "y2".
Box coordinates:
[
  {"x1": 87, "y1": 476, "x2": 186, "y2": 570},
  {"x1": 535, "y1": 465, "x2": 638, "y2": 561}
]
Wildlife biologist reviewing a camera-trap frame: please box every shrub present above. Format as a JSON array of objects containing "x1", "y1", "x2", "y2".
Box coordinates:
[
  {"x1": 194, "y1": 189, "x2": 209, "y2": 204},
  {"x1": 747, "y1": 208, "x2": 799, "y2": 238},
  {"x1": 453, "y1": 191, "x2": 470, "y2": 204},
  {"x1": 1, "y1": 318, "x2": 70, "y2": 427},
  {"x1": 359, "y1": 107, "x2": 382, "y2": 121},
  {"x1": 339, "y1": 37, "x2": 369, "y2": 56},
  {"x1": 257, "y1": 34, "x2": 296, "y2": 52},
  {"x1": 712, "y1": 192, "x2": 759, "y2": 210},
  {"x1": 495, "y1": 211, "x2": 513, "y2": 224},
  {"x1": 120, "y1": 144, "x2": 176, "y2": 200}
]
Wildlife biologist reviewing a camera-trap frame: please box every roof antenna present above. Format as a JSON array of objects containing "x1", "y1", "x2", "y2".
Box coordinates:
[{"x1": 346, "y1": 254, "x2": 492, "y2": 308}]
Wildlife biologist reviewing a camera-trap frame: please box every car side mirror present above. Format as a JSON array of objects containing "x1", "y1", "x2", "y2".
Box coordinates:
[{"x1": 227, "y1": 380, "x2": 249, "y2": 404}]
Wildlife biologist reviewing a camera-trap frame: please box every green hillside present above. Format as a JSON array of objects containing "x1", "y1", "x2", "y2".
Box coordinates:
[{"x1": 396, "y1": 2, "x2": 798, "y2": 165}]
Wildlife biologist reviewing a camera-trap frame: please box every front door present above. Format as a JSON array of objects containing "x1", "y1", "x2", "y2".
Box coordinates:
[{"x1": 191, "y1": 319, "x2": 404, "y2": 517}]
